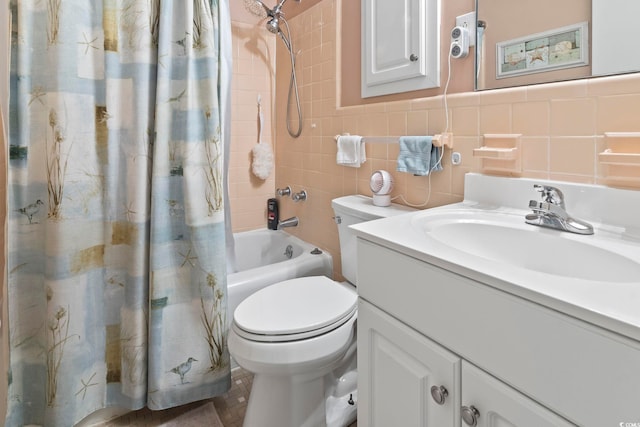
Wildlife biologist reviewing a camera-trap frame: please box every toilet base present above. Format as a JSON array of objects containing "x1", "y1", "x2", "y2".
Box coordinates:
[
  {"x1": 242, "y1": 343, "x2": 357, "y2": 427},
  {"x1": 243, "y1": 372, "x2": 327, "y2": 427}
]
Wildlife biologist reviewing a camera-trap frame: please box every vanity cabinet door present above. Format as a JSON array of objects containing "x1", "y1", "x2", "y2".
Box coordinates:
[
  {"x1": 358, "y1": 299, "x2": 461, "y2": 427},
  {"x1": 461, "y1": 362, "x2": 576, "y2": 427}
]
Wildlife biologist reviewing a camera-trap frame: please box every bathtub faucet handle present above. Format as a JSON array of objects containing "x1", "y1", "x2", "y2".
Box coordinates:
[
  {"x1": 292, "y1": 190, "x2": 307, "y2": 202},
  {"x1": 276, "y1": 186, "x2": 292, "y2": 197}
]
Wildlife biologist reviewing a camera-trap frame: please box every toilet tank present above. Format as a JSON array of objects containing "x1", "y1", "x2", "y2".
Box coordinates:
[{"x1": 331, "y1": 195, "x2": 415, "y2": 284}]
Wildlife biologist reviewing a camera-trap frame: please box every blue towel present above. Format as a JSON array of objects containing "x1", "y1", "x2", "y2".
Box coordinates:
[{"x1": 396, "y1": 136, "x2": 443, "y2": 176}]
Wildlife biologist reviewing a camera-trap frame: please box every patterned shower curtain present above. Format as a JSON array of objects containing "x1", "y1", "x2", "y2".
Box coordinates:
[{"x1": 6, "y1": 0, "x2": 231, "y2": 425}]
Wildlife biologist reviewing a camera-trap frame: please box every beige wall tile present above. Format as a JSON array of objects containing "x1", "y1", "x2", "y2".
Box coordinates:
[
  {"x1": 588, "y1": 73, "x2": 640, "y2": 97},
  {"x1": 550, "y1": 137, "x2": 596, "y2": 176},
  {"x1": 452, "y1": 167, "x2": 471, "y2": 196},
  {"x1": 407, "y1": 110, "x2": 429, "y2": 135},
  {"x1": 480, "y1": 104, "x2": 512, "y2": 134},
  {"x1": 596, "y1": 94, "x2": 640, "y2": 133},
  {"x1": 480, "y1": 87, "x2": 527, "y2": 105},
  {"x1": 387, "y1": 112, "x2": 407, "y2": 136},
  {"x1": 526, "y1": 79, "x2": 588, "y2": 101},
  {"x1": 521, "y1": 137, "x2": 550, "y2": 174},
  {"x1": 447, "y1": 92, "x2": 480, "y2": 107},
  {"x1": 550, "y1": 98, "x2": 596, "y2": 136},
  {"x1": 513, "y1": 102, "x2": 550, "y2": 136},
  {"x1": 452, "y1": 107, "x2": 479, "y2": 136},
  {"x1": 229, "y1": 22, "x2": 276, "y2": 232},
  {"x1": 428, "y1": 107, "x2": 449, "y2": 134}
]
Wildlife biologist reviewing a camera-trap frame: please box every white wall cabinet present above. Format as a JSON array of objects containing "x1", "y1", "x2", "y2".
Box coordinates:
[
  {"x1": 359, "y1": 300, "x2": 575, "y2": 427},
  {"x1": 356, "y1": 238, "x2": 640, "y2": 426},
  {"x1": 361, "y1": 0, "x2": 440, "y2": 98}
]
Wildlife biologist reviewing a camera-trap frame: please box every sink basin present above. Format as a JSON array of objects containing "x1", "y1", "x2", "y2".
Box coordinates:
[{"x1": 411, "y1": 209, "x2": 640, "y2": 283}]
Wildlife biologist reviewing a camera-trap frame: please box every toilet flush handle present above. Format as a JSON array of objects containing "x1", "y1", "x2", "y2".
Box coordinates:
[{"x1": 333, "y1": 215, "x2": 341, "y2": 224}]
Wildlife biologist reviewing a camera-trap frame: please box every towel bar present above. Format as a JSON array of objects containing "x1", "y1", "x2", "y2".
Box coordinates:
[{"x1": 334, "y1": 133, "x2": 453, "y2": 148}]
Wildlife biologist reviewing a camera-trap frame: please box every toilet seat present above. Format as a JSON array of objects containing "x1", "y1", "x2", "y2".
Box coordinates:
[{"x1": 232, "y1": 276, "x2": 357, "y2": 343}]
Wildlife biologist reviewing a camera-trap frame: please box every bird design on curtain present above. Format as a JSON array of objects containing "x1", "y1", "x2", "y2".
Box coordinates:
[{"x1": 6, "y1": 1, "x2": 232, "y2": 425}]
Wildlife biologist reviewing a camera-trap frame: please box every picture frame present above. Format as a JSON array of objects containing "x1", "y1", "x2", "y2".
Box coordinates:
[{"x1": 496, "y1": 22, "x2": 589, "y2": 79}]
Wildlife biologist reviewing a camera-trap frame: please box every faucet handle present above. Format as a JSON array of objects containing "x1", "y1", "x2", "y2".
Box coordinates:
[
  {"x1": 533, "y1": 184, "x2": 565, "y2": 207},
  {"x1": 292, "y1": 190, "x2": 307, "y2": 202},
  {"x1": 276, "y1": 186, "x2": 292, "y2": 197}
]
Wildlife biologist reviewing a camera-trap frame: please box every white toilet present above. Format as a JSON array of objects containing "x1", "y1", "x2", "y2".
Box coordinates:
[{"x1": 228, "y1": 195, "x2": 414, "y2": 427}]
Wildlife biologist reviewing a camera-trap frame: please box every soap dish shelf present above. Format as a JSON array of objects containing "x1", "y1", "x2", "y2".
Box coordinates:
[
  {"x1": 599, "y1": 150, "x2": 640, "y2": 166},
  {"x1": 473, "y1": 146, "x2": 519, "y2": 160},
  {"x1": 598, "y1": 132, "x2": 640, "y2": 188},
  {"x1": 474, "y1": 134, "x2": 522, "y2": 175}
]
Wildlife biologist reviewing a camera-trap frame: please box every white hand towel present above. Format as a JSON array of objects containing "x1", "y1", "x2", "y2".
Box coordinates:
[{"x1": 336, "y1": 135, "x2": 366, "y2": 167}]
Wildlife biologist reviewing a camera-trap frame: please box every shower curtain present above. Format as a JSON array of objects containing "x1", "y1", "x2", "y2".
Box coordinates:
[{"x1": 6, "y1": 0, "x2": 231, "y2": 425}]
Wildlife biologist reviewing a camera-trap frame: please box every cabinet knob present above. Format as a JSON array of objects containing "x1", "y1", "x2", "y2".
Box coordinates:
[
  {"x1": 410, "y1": 54, "x2": 419, "y2": 62},
  {"x1": 461, "y1": 405, "x2": 480, "y2": 426},
  {"x1": 430, "y1": 385, "x2": 448, "y2": 405}
]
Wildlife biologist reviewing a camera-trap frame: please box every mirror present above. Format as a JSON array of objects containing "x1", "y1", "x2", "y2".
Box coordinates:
[{"x1": 476, "y1": 0, "x2": 640, "y2": 90}]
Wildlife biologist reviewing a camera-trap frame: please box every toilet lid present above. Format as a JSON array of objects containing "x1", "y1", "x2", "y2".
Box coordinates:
[{"x1": 233, "y1": 276, "x2": 357, "y2": 342}]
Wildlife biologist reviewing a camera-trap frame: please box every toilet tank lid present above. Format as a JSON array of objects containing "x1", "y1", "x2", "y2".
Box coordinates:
[{"x1": 331, "y1": 195, "x2": 415, "y2": 220}]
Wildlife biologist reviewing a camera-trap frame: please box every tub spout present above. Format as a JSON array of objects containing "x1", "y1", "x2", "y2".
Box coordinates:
[{"x1": 278, "y1": 216, "x2": 298, "y2": 229}]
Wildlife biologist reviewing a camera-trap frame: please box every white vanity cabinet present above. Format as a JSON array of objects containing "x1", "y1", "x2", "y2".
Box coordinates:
[
  {"x1": 359, "y1": 300, "x2": 574, "y2": 427},
  {"x1": 358, "y1": 299, "x2": 461, "y2": 426},
  {"x1": 460, "y1": 362, "x2": 574, "y2": 427},
  {"x1": 356, "y1": 238, "x2": 640, "y2": 426}
]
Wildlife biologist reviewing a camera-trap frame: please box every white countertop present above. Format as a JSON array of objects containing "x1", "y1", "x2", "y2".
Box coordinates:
[{"x1": 351, "y1": 174, "x2": 640, "y2": 343}]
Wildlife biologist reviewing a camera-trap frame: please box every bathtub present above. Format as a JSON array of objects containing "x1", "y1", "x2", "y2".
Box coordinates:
[{"x1": 227, "y1": 229, "x2": 333, "y2": 326}]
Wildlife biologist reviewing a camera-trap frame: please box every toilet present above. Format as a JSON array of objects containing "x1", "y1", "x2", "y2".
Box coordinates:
[{"x1": 228, "y1": 195, "x2": 414, "y2": 427}]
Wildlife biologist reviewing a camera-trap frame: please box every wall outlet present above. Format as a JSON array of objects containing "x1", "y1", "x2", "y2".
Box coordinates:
[
  {"x1": 456, "y1": 12, "x2": 476, "y2": 47},
  {"x1": 450, "y1": 27, "x2": 469, "y2": 59},
  {"x1": 451, "y1": 152, "x2": 462, "y2": 165}
]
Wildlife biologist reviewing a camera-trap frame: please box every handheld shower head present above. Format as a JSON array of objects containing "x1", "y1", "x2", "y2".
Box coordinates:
[
  {"x1": 243, "y1": 0, "x2": 270, "y2": 18},
  {"x1": 266, "y1": 17, "x2": 280, "y2": 34},
  {"x1": 244, "y1": 0, "x2": 303, "y2": 138},
  {"x1": 244, "y1": 0, "x2": 291, "y2": 34}
]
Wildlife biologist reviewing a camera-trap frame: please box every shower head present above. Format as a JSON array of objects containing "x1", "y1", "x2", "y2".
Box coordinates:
[
  {"x1": 244, "y1": 0, "x2": 291, "y2": 34},
  {"x1": 243, "y1": 0, "x2": 270, "y2": 18}
]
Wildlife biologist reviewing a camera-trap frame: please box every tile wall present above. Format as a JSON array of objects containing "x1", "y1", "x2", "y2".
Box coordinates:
[
  {"x1": 228, "y1": 21, "x2": 276, "y2": 232},
  {"x1": 271, "y1": 0, "x2": 640, "y2": 280}
]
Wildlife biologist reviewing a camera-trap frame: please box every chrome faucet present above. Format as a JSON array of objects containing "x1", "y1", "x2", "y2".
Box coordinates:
[
  {"x1": 525, "y1": 184, "x2": 594, "y2": 235},
  {"x1": 278, "y1": 216, "x2": 299, "y2": 229}
]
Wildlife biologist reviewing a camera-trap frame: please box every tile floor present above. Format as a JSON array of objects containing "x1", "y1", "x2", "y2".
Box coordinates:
[
  {"x1": 103, "y1": 399, "x2": 223, "y2": 426},
  {"x1": 211, "y1": 368, "x2": 254, "y2": 427},
  {"x1": 105, "y1": 368, "x2": 357, "y2": 426}
]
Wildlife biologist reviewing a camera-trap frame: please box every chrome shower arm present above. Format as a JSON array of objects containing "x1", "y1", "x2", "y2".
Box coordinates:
[{"x1": 271, "y1": 0, "x2": 287, "y2": 15}]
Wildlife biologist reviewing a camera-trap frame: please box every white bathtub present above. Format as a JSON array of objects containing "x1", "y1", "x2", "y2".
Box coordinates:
[{"x1": 227, "y1": 229, "x2": 333, "y2": 326}]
